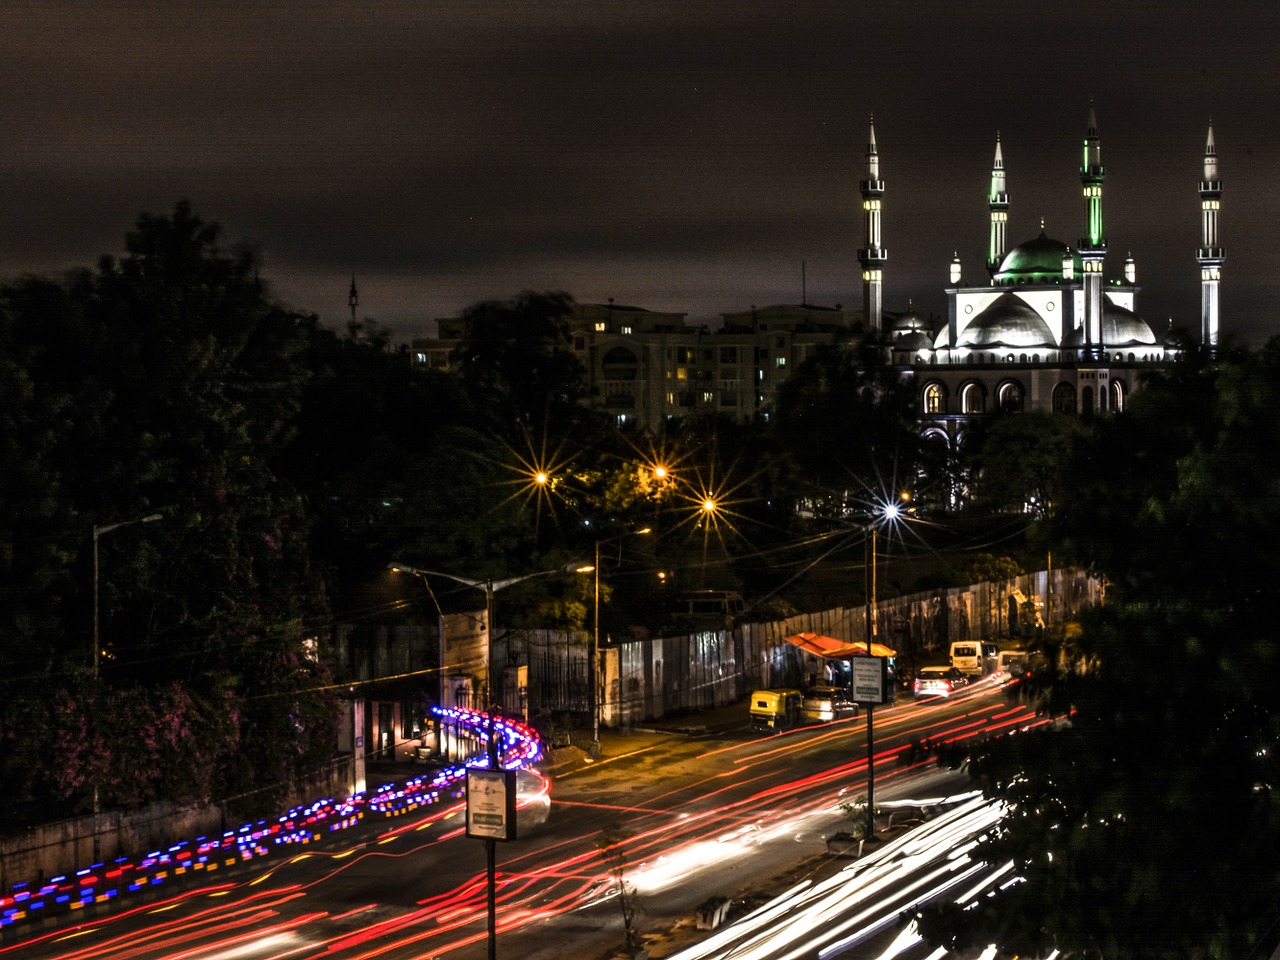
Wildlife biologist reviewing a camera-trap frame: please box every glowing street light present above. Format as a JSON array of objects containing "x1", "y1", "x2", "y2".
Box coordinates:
[{"x1": 860, "y1": 499, "x2": 903, "y2": 840}]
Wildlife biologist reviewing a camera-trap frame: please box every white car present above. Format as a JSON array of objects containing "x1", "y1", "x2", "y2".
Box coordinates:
[{"x1": 913, "y1": 666, "x2": 971, "y2": 700}]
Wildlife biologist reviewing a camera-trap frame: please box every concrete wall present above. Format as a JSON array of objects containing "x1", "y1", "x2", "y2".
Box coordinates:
[{"x1": 1, "y1": 756, "x2": 353, "y2": 892}]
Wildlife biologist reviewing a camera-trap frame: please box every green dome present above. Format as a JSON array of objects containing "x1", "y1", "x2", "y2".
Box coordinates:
[{"x1": 994, "y1": 231, "x2": 1082, "y2": 284}]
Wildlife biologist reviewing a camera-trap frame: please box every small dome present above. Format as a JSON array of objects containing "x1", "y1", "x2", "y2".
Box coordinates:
[
  {"x1": 1062, "y1": 324, "x2": 1086, "y2": 347},
  {"x1": 994, "y1": 231, "x2": 1082, "y2": 284},
  {"x1": 889, "y1": 301, "x2": 930, "y2": 334},
  {"x1": 1101, "y1": 299, "x2": 1157, "y2": 346},
  {"x1": 894, "y1": 331, "x2": 933, "y2": 351},
  {"x1": 959, "y1": 293, "x2": 1056, "y2": 347}
]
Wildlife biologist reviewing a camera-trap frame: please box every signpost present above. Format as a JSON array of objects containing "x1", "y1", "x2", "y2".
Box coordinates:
[
  {"x1": 467, "y1": 712, "x2": 516, "y2": 960},
  {"x1": 852, "y1": 656, "x2": 886, "y2": 705},
  {"x1": 466, "y1": 768, "x2": 516, "y2": 842}
]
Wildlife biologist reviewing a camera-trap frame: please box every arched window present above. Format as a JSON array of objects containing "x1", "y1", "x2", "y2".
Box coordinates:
[
  {"x1": 1081, "y1": 385, "x2": 1095, "y2": 417},
  {"x1": 921, "y1": 427, "x2": 951, "y2": 453},
  {"x1": 1053, "y1": 382, "x2": 1076, "y2": 414},
  {"x1": 961, "y1": 382, "x2": 985, "y2": 414},
  {"x1": 1098, "y1": 385, "x2": 1108, "y2": 412},
  {"x1": 601, "y1": 345, "x2": 640, "y2": 381},
  {"x1": 997, "y1": 381, "x2": 1024, "y2": 412},
  {"x1": 924, "y1": 383, "x2": 944, "y2": 414},
  {"x1": 1112, "y1": 379, "x2": 1126, "y2": 412}
]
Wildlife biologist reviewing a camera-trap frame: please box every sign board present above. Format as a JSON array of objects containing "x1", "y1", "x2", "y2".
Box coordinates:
[
  {"x1": 441, "y1": 610, "x2": 488, "y2": 694},
  {"x1": 852, "y1": 656, "x2": 886, "y2": 705},
  {"x1": 466, "y1": 768, "x2": 517, "y2": 842}
]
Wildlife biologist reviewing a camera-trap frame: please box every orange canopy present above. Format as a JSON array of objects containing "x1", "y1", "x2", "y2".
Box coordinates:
[{"x1": 785, "y1": 631, "x2": 896, "y2": 659}]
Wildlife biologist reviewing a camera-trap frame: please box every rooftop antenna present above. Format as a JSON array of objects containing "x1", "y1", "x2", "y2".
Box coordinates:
[
  {"x1": 348, "y1": 275, "x2": 359, "y2": 325},
  {"x1": 802, "y1": 260, "x2": 807, "y2": 306}
]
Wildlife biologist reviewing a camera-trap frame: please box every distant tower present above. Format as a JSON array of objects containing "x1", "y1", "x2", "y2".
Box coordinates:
[
  {"x1": 1076, "y1": 103, "x2": 1106, "y2": 358},
  {"x1": 1197, "y1": 121, "x2": 1223, "y2": 354},
  {"x1": 858, "y1": 117, "x2": 887, "y2": 334},
  {"x1": 349, "y1": 275, "x2": 359, "y2": 326},
  {"x1": 987, "y1": 133, "x2": 1009, "y2": 277}
]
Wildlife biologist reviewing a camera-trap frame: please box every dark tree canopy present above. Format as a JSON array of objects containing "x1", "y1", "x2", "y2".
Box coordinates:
[
  {"x1": 0, "y1": 203, "x2": 335, "y2": 821},
  {"x1": 918, "y1": 345, "x2": 1280, "y2": 959}
]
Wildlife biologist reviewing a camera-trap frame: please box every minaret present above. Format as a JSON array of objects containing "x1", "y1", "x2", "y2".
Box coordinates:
[
  {"x1": 1076, "y1": 103, "x2": 1106, "y2": 359},
  {"x1": 988, "y1": 133, "x2": 1009, "y2": 277},
  {"x1": 858, "y1": 117, "x2": 887, "y2": 334},
  {"x1": 1197, "y1": 120, "x2": 1223, "y2": 354}
]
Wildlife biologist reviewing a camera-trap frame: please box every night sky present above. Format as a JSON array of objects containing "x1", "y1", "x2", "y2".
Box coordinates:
[{"x1": 4, "y1": 1, "x2": 1278, "y2": 345}]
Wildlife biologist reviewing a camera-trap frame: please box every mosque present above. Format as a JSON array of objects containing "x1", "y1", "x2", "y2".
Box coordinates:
[
  {"x1": 414, "y1": 108, "x2": 1223, "y2": 441},
  {"x1": 868, "y1": 107, "x2": 1223, "y2": 447}
]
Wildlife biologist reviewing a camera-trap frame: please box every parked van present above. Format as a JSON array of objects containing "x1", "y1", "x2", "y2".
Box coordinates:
[
  {"x1": 950, "y1": 640, "x2": 999, "y2": 676},
  {"x1": 749, "y1": 688, "x2": 803, "y2": 731}
]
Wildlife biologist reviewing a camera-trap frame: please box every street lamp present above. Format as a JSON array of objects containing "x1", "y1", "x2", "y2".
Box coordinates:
[
  {"x1": 861, "y1": 501, "x2": 899, "y2": 840},
  {"x1": 585, "y1": 528, "x2": 650, "y2": 758},
  {"x1": 90, "y1": 511, "x2": 163, "y2": 844},
  {"x1": 93, "y1": 513, "x2": 164, "y2": 683},
  {"x1": 388, "y1": 559, "x2": 579, "y2": 960},
  {"x1": 386, "y1": 561, "x2": 581, "y2": 713}
]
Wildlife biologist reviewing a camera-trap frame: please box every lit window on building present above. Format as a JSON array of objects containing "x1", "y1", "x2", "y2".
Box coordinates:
[
  {"x1": 925, "y1": 384, "x2": 943, "y2": 414},
  {"x1": 595, "y1": 322, "x2": 606, "y2": 332}
]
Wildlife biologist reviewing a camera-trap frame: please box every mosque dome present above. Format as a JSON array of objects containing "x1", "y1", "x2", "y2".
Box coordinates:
[
  {"x1": 1101, "y1": 299, "x2": 1158, "y2": 345},
  {"x1": 895, "y1": 331, "x2": 934, "y2": 351},
  {"x1": 890, "y1": 305, "x2": 930, "y2": 334},
  {"x1": 993, "y1": 231, "x2": 1081, "y2": 284},
  {"x1": 957, "y1": 292, "x2": 1056, "y2": 347}
]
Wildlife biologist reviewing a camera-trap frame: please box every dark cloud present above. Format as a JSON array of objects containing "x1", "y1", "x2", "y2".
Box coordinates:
[{"x1": 2, "y1": 1, "x2": 1277, "y2": 345}]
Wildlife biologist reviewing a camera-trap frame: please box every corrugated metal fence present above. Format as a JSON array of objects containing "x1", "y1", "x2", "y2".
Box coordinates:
[{"x1": 499, "y1": 567, "x2": 1101, "y2": 727}]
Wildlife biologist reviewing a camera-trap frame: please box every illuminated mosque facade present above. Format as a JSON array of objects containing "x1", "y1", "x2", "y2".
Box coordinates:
[
  {"x1": 866, "y1": 106, "x2": 1223, "y2": 447},
  {"x1": 413, "y1": 108, "x2": 1223, "y2": 440}
]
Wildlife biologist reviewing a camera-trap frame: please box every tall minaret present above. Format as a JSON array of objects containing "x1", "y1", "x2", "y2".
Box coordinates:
[
  {"x1": 1197, "y1": 121, "x2": 1223, "y2": 354},
  {"x1": 858, "y1": 117, "x2": 887, "y2": 334},
  {"x1": 987, "y1": 133, "x2": 1009, "y2": 277},
  {"x1": 1076, "y1": 103, "x2": 1106, "y2": 358}
]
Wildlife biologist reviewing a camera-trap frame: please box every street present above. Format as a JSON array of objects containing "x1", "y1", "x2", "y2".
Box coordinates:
[{"x1": 2, "y1": 676, "x2": 1042, "y2": 960}]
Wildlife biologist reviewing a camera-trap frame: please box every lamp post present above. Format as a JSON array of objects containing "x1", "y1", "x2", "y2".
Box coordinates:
[
  {"x1": 387, "y1": 561, "x2": 579, "y2": 714},
  {"x1": 90, "y1": 511, "x2": 163, "y2": 852},
  {"x1": 92, "y1": 513, "x2": 163, "y2": 684},
  {"x1": 587, "y1": 528, "x2": 650, "y2": 758},
  {"x1": 861, "y1": 502, "x2": 899, "y2": 841},
  {"x1": 387, "y1": 559, "x2": 580, "y2": 960}
]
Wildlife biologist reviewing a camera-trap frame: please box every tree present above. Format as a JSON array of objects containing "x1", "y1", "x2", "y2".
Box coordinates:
[
  {"x1": 771, "y1": 340, "x2": 924, "y2": 518},
  {"x1": 450, "y1": 291, "x2": 590, "y2": 437},
  {"x1": 0, "y1": 203, "x2": 334, "y2": 822},
  {"x1": 595, "y1": 823, "x2": 646, "y2": 955},
  {"x1": 964, "y1": 411, "x2": 1090, "y2": 517},
  {"x1": 916, "y1": 345, "x2": 1280, "y2": 958}
]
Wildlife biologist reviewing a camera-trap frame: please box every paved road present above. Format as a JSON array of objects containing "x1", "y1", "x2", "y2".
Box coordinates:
[{"x1": 3, "y1": 677, "x2": 1036, "y2": 960}]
